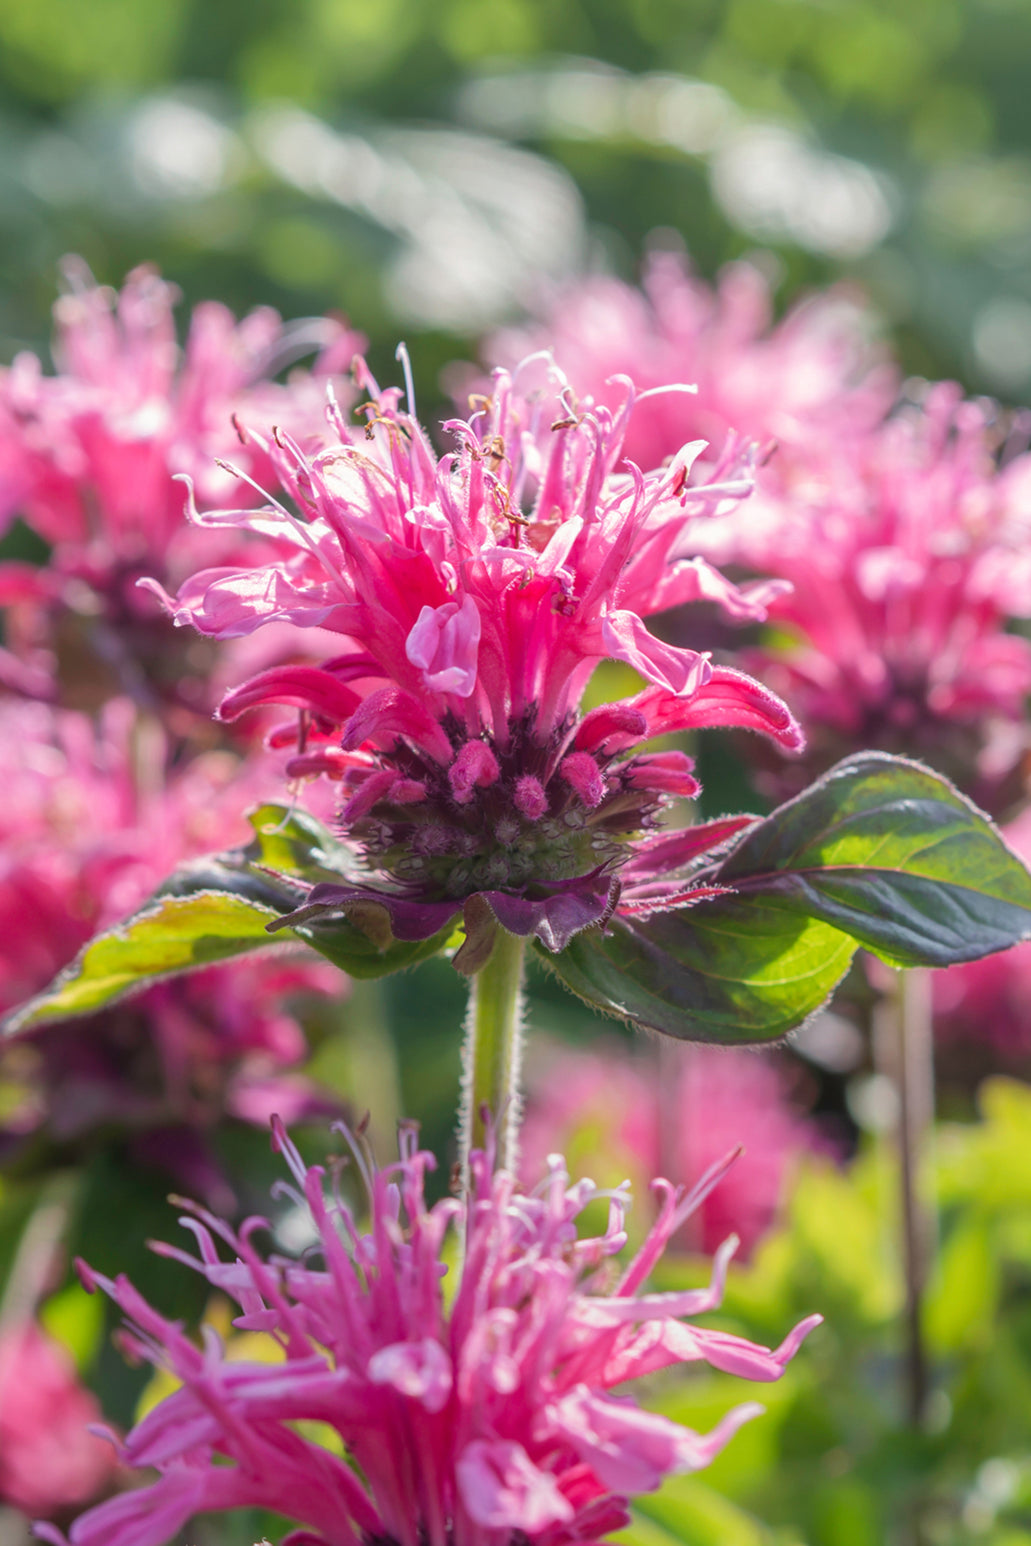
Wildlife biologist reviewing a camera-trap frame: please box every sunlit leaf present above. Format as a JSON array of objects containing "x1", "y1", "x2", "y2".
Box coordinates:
[{"x1": 544, "y1": 754, "x2": 1031, "y2": 1041}]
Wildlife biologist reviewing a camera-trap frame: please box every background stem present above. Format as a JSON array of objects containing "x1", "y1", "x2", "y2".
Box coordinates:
[
  {"x1": 897, "y1": 965, "x2": 936, "y2": 1428},
  {"x1": 873, "y1": 965, "x2": 936, "y2": 1430},
  {"x1": 457, "y1": 929, "x2": 527, "y2": 1179}
]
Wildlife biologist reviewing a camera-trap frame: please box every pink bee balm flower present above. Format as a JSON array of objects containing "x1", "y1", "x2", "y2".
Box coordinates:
[
  {"x1": 0, "y1": 698, "x2": 339, "y2": 1191},
  {"x1": 520, "y1": 1042, "x2": 820, "y2": 1258},
  {"x1": 44, "y1": 1121, "x2": 821, "y2": 1546},
  {"x1": 485, "y1": 251, "x2": 894, "y2": 488},
  {"x1": 0, "y1": 259, "x2": 361, "y2": 706},
  {"x1": 156, "y1": 356, "x2": 802, "y2": 964},
  {"x1": 0, "y1": 1321, "x2": 116, "y2": 1517},
  {"x1": 697, "y1": 383, "x2": 1031, "y2": 802}
]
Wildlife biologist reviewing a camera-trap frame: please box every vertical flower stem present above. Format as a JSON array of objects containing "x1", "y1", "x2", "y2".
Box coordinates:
[{"x1": 458, "y1": 929, "x2": 528, "y2": 1178}]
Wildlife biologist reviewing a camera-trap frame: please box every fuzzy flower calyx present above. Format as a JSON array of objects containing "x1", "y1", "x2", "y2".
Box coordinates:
[{"x1": 43, "y1": 1121, "x2": 821, "y2": 1546}]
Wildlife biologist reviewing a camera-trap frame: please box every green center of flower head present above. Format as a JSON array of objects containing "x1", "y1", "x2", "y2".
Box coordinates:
[{"x1": 344, "y1": 716, "x2": 665, "y2": 901}]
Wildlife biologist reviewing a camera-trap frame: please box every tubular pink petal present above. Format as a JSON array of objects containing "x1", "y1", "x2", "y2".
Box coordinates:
[
  {"x1": 573, "y1": 703, "x2": 650, "y2": 755},
  {"x1": 514, "y1": 775, "x2": 548, "y2": 821},
  {"x1": 600, "y1": 613, "x2": 712, "y2": 695},
  {"x1": 633, "y1": 669, "x2": 804, "y2": 749},
  {"x1": 448, "y1": 741, "x2": 501, "y2": 804},
  {"x1": 623, "y1": 751, "x2": 701, "y2": 798},
  {"x1": 340, "y1": 688, "x2": 453, "y2": 764},
  {"x1": 405, "y1": 596, "x2": 481, "y2": 698},
  {"x1": 366, "y1": 1338, "x2": 453, "y2": 1413},
  {"x1": 341, "y1": 770, "x2": 399, "y2": 823},
  {"x1": 559, "y1": 752, "x2": 605, "y2": 808},
  {"x1": 218, "y1": 667, "x2": 361, "y2": 726}
]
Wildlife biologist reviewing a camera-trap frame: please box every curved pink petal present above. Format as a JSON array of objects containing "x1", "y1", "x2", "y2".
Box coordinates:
[
  {"x1": 219, "y1": 666, "x2": 361, "y2": 725},
  {"x1": 340, "y1": 687, "x2": 453, "y2": 763}
]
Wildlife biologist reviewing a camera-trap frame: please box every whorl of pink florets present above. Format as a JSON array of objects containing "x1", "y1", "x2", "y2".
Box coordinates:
[
  {"x1": 49, "y1": 1123, "x2": 821, "y2": 1546},
  {"x1": 0, "y1": 260, "x2": 362, "y2": 694},
  {"x1": 151, "y1": 354, "x2": 802, "y2": 956},
  {"x1": 698, "y1": 382, "x2": 1031, "y2": 789}
]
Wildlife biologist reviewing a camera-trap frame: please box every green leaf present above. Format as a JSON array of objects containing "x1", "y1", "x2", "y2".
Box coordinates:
[
  {"x1": 243, "y1": 803, "x2": 359, "y2": 884},
  {"x1": 718, "y1": 752, "x2": 1031, "y2": 968},
  {"x1": 923, "y1": 1215, "x2": 999, "y2": 1355},
  {"x1": 4, "y1": 892, "x2": 288, "y2": 1033},
  {"x1": 291, "y1": 916, "x2": 455, "y2": 979},
  {"x1": 3, "y1": 804, "x2": 456, "y2": 1032},
  {"x1": 621, "y1": 1476, "x2": 770, "y2": 1546},
  {"x1": 540, "y1": 907, "x2": 855, "y2": 1043},
  {"x1": 543, "y1": 753, "x2": 1031, "y2": 1042}
]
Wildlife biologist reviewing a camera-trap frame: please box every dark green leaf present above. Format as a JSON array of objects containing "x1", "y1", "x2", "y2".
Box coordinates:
[
  {"x1": 718, "y1": 752, "x2": 1031, "y2": 968},
  {"x1": 540, "y1": 904, "x2": 855, "y2": 1043},
  {"x1": 543, "y1": 753, "x2": 1031, "y2": 1042}
]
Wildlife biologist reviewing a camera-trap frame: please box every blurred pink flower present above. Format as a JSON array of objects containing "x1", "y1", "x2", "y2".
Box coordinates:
[
  {"x1": 696, "y1": 384, "x2": 1031, "y2": 798},
  {"x1": 155, "y1": 354, "x2": 801, "y2": 964},
  {"x1": 0, "y1": 260, "x2": 362, "y2": 708},
  {"x1": 935, "y1": 805, "x2": 1031, "y2": 1056},
  {"x1": 520, "y1": 1042, "x2": 819, "y2": 1257},
  {"x1": 43, "y1": 1121, "x2": 820, "y2": 1546},
  {"x1": 0, "y1": 1321, "x2": 115, "y2": 1516},
  {"x1": 0, "y1": 698, "x2": 339, "y2": 1186},
  {"x1": 485, "y1": 251, "x2": 894, "y2": 486}
]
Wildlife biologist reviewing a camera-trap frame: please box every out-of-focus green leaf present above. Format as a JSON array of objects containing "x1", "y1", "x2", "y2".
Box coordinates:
[
  {"x1": 543, "y1": 754, "x2": 1031, "y2": 1041},
  {"x1": 622, "y1": 1475, "x2": 772, "y2": 1546},
  {"x1": 810, "y1": 1477, "x2": 881, "y2": 1546},
  {"x1": 40, "y1": 1279, "x2": 106, "y2": 1372},
  {"x1": 923, "y1": 1215, "x2": 999, "y2": 1355},
  {"x1": 938, "y1": 1078, "x2": 1031, "y2": 1212},
  {"x1": 783, "y1": 1157, "x2": 901, "y2": 1326}
]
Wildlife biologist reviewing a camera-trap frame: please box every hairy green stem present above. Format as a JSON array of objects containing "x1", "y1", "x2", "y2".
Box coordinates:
[{"x1": 458, "y1": 929, "x2": 528, "y2": 1178}]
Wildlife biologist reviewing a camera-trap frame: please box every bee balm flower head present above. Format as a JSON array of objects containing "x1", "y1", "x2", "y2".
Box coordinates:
[
  {"x1": 700, "y1": 383, "x2": 1031, "y2": 802},
  {"x1": 42, "y1": 1122, "x2": 821, "y2": 1546},
  {"x1": 157, "y1": 356, "x2": 802, "y2": 964}
]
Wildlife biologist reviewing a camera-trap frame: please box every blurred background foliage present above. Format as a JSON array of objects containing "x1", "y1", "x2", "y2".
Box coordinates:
[
  {"x1": 4, "y1": 2, "x2": 1031, "y2": 1545},
  {"x1": 4, "y1": 0, "x2": 1031, "y2": 406}
]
